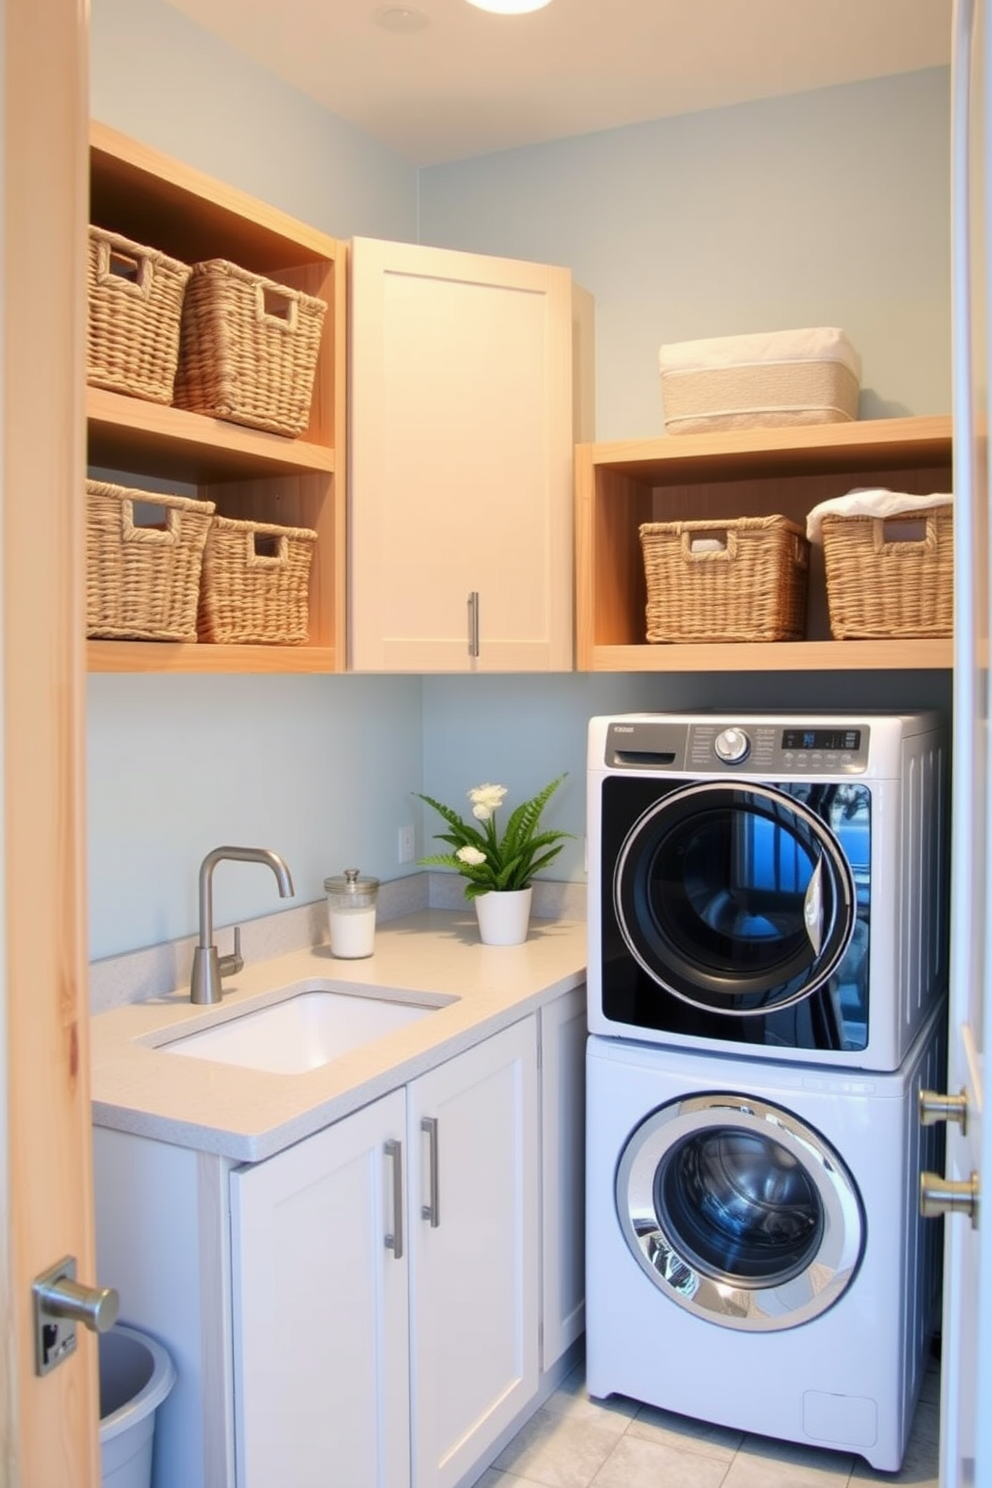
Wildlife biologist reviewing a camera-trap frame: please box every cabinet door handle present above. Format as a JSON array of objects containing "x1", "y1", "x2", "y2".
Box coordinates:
[
  {"x1": 421, "y1": 1116, "x2": 440, "y2": 1227},
  {"x1": 467, "y1": 592, "x2": 480, "y2": 659},
  {"x1": 384, "y1": 1139, "x2": 404, "y2": 1259}
]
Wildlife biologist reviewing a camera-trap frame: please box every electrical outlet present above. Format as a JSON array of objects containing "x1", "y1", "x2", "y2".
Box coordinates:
[{"x1": 398, "y1": 823, "x2": 416, "y2": 864}]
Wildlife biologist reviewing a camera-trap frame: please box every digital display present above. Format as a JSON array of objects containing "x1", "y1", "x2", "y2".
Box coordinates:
[{"x1": 781, "y1": 728, "x2": 861, "y2": 752}]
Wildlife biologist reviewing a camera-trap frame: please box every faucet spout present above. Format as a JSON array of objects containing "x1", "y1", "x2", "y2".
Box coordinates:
[{"x1": 191, "y1": 845, "x2": 295, "y2": 1005}]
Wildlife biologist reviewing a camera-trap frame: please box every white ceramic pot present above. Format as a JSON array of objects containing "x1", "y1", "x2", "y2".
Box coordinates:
[{"x1": 473, "y1": 886, "x2": 533, "y2": 946}]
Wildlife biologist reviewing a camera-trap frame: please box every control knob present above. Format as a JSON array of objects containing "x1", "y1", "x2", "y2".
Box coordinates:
[{"x1": 714, "y1": 727, "x2": 750, "y2": 765}]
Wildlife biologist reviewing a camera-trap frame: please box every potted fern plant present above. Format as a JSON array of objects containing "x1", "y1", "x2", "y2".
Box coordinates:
[{"x1": 415, "y1": 775, "x2": 571, "y2": 944}]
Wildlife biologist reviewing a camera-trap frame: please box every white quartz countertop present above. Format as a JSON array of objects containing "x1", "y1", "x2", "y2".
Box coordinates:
[{"x1": 90, "y1": 910, "x2": 587, "y2": 1162}]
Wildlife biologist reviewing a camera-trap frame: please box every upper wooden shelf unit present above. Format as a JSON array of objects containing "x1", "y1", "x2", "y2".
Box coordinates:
[
  {"x1": 574, "y1": 414, "x2": 954, "y2": 672},
  {"x1": 86, "y1": 122, "x2": 347, "y2": 674}
]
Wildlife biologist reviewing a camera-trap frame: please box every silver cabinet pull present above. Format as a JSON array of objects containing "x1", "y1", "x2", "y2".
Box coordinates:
[
  {"x1": 920, "y1": 1170, "x2": 979, "y2": 1228},
  {"x1": 384, "y1": 1139, "x2": 404, "y2": 1260},
  {"x1": 467, "y1": 591, "x2": 480, "y2": 658},
  {"x1": 920, "y1": 1088, "x2": 969, "y2": 1133},
  {"x1": 421, "y1": 1116, "x2": 440, "y2": 1227}
]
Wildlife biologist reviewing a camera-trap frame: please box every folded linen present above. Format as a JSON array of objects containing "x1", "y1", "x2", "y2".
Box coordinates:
[
  {"x1": 806, "y1": 489, "x2": 953, "y2": 544},
  {"x1": 659, "y1": 327, "x2": 862, "y2": 380}
]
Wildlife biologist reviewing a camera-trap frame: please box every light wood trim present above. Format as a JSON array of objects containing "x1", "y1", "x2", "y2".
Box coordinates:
[
  {"x1": 582, "y1": 414, "x2": 953, "y2": 478},
  {"x1": 87, "y1": 640, "x2": 338, "y2": 674},
  {"x1": 88, "y1": 387, "x2": 335, "y2": 480},
  {"x1": 587, "y1": 639, "x2": 953, "y2": 672},
  {"x1": 6, "y1": 0, "x2": 97, "y2": 1481}
]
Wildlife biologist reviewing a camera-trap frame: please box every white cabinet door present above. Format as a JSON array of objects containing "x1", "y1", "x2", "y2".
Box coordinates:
[
  {"x1": 231, "y1": 1090, "x2": 410, "y2": 1488},
  {"x1": 539, "y1": 984, "x2": 587, "y2": 1369},
  {"x1": 407, "y1": 1017, "x2": 540, "y2": 1488},
  {"x1": 349, "y1": 236, "x2": 576, "y2": 672}
]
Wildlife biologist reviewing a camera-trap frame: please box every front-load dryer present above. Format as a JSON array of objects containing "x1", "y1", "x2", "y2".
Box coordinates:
[
  {"x1": 587, "y1": 711, "x2": 949, "y2": 1070},
  {"x1": 584, "y1": 1010, "x2": 945, "y2": 1471}
]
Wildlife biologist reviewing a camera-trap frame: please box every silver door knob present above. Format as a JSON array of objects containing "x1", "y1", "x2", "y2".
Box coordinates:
[
  {"x1": 32, "y1": 1255, "x2": 120, "y2": 1376},
  {"x1": 920, "y1": 1171, "x2": 979, "y2": 1228},
  {"x1": 920, "y1": 1087, "x2": 969, "y2": 1132}
]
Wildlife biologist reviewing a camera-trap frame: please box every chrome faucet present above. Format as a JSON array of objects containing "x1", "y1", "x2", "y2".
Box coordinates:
[{"x1": 190, "y1": 845, "x2": 295, "y2": 1005}]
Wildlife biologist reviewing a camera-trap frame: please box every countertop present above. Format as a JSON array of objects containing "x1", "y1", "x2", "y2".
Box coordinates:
[{"x1": 90, "y1": 909, "x2": 587, "y2": 1162}]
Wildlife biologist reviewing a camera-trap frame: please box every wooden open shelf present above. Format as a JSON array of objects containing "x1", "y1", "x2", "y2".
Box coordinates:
[
  {"x1": 574, "y1": 414, "x2": 954, "y2": 672},
  {"x1": 86, "y1": 122, "x2": 347, "y2": 674}
]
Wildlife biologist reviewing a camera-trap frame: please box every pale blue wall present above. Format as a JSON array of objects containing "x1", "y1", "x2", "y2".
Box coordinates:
[
  {"x1": 86, "y1": 0, "x2": 953, "y2": 962},
  {"x1": 90, "y1": 0, "x2": 417, "y2": 242},
  {"x1": 418, "y1": 68, "x2": 951, "y2": 441}
]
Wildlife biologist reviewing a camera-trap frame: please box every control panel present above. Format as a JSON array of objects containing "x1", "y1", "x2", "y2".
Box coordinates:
[{"x1": 605, "y1": 719, "x2": 871, "y2": 774}]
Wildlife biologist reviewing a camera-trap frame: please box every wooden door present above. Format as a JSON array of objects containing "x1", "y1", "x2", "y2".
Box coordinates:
[
  {"x1": 1, "y1": 0, "x2": 96, "y2": 1484},
  {"x1": 349, "y1": 237, "x2": 575, "y2": 673},
  {"x1": 407, "y1": 1017, "x2": 539, "y2": 1488},
  {"x1": 231, "y1": 1090, "x2": 411, "y2": 1488}
]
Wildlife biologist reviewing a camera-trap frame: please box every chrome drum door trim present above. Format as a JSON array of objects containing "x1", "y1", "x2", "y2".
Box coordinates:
[
  {"x1": 612, "y1": 779, "x2": 856, "y2": 1015},
  {"x1": 615, "y1": 1093, "x2": 865, "y2": 1332}
]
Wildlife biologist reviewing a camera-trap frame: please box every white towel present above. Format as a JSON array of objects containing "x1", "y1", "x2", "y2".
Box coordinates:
[{"x1": 806, "y1": 489, "x2": 952, "y2": 544}]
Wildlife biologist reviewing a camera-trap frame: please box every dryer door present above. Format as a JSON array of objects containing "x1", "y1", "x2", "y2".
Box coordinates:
[
  {"x1": 616, "y1": 1092, "x2": 864, "y2": 1332},
  {"x1": 613, "y1": 780, "x2": 857, "y2": 1017}
]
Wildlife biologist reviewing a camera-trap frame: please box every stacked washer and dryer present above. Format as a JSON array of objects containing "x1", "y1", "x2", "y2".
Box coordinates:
[{"x1": 585, "y1": 712, "x2": 949, "y2": 1472}]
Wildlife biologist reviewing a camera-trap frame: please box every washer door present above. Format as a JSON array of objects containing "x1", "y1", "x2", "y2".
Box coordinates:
[
  {"x1": 615, "y1": 1092, "x2": 864, "y2": 1332},
  {"x1": 613, "y1": 780, "x2": 856, "y2": 1016}
]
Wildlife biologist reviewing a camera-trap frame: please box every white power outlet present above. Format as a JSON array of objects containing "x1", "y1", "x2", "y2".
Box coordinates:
[{"x1": 398, "y1": 823, "x2": 416, "y2": 864}]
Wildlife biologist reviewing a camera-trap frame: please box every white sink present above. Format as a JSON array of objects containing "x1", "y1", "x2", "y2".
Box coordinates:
[{"x1": 160, "y1": 985, "x2": 446, "y2": 1075}]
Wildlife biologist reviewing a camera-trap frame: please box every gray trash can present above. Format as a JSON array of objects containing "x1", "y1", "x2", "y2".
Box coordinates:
[{"x1": 99, "y1": 1324, "x2": 176, "y2": 1488}]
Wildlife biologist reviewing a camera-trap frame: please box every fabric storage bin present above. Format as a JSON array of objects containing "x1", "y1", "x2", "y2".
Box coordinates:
[
  {"x1": 659, "y1": 327, "x2": 861, "y2": 436},
  {"x1": 808, "y1": 490, "x2": 953, "y2": 639},
  {"x1": 173, "y1": 260, "x2": 327, "y2": 436},
  {"x1": 87, "y1": 227, "x2": 192, "y2": 405},
  {"x1": 640, "y1": 515, "x2": 809, "y2": 643},
  {"x1": 198, "y1": 516, "x2": 317, "y2": 644},
  {"x1": 86, "y1": 480, "x2": 216, "y2": 641}
]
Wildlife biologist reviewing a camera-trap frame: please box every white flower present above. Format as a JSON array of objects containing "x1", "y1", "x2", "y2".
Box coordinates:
[
  {"x1": 469, "y1": 783, "x2": 507, "y2": 821},
  {"x1": 456, "y1": 845, "x2": 487, "y2": 866}
]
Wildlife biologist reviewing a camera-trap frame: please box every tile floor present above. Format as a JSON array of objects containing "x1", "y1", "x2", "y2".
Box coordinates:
[{"x1": 471, "y1": 1351, "x2": 940, "y2": 1488}]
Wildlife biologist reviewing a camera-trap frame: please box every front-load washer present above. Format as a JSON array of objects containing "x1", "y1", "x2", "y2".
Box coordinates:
[
  {"x1": 587, "y1": 711, "x2": 949, "y2": 1069},
  {"x1": 584, "y1": 1010, "x2": 945, "y2": 1471}
]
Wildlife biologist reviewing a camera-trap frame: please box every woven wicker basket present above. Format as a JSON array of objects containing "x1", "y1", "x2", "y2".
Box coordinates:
[
  {"x1": 173, "y1": 260, "x2": 327, "y2": 436},
  {"x1": 640, "y1": 515, "x2": 810, "y2": 643},
  {"x1": 198, "y1": 516, "x2": 317, "y2": 644},
  {"x1": 86, "y1": 480, "x2": 215, "y2": 641},
  {"x1": 821, "y1": 507, "x2": 953, "y2": 639},
  {"x1": 87, "y1": 227, "x2": 192, "y2": 405}
]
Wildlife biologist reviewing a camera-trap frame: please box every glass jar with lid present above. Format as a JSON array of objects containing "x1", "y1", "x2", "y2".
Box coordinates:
[{"x1": 323, "y1": 868, "x2": 379, "y2": 958}]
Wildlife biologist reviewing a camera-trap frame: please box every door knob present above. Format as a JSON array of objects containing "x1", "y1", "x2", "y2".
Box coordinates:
[
  {"x1": 32, "y1": 1255, "x2": 120, "y2": 1376},
  {"x1": 920, "y1": 1171, "x2": 979, "y2": 1228},
  {"x1": 919, "y1": 1087, "x2": 969, "y2": 1132}
]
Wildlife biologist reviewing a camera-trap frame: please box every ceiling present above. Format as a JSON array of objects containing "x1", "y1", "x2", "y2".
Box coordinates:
[{"x1": 163, "y1": 0, "x2": 952, "y2": 168}]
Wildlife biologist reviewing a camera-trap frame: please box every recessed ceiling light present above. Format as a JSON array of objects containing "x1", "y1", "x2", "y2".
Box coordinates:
[
  {"x1": 465, "y1": 0, "x2": 553, "y2": 12},
  {"x1": 373, "y1": 5, "x2": 430, "y2": 31}
]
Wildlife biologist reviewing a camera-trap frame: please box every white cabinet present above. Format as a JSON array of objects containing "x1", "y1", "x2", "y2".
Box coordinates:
[
  {"x1": 539, "y1": 984, "x2": 586, "y2": 1367},
  {"x1": 231, "y1": 1089, "x2": 410, "y2": 1488},
  {"x1": 230, "y1": 1016, "x2": 538, "y2": 1488},
  {"x1": 407, "y1": 1019, "x2": 539, "y2": 1488},
  {"x1": 348, "y1": 237, "x2": 587, "y2": 672},
  {"x1": 93, "y1": 990, "x2": 584, "y2": 1488}
]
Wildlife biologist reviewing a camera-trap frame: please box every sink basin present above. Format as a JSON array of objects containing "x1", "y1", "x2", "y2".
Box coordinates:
[{"x1": 160, "y1": 985, "x2": 444, "y2": 1075}]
